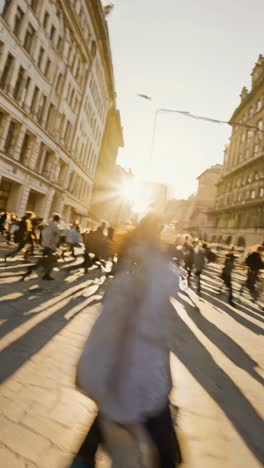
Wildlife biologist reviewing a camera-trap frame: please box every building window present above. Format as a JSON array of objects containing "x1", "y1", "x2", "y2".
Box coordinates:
[
  {"x1": 260, "y1": 187, "x2": 264, "y2": 198},
  {"x1": 254, "y1": 144, "x2": 259, "y2": 155},
  {"x1": 0, "y1": 53, "x2": 14, "y2": 90},
  {"x1": 46, "y1": 104, "x2": 55, "y2": 131},
  {"x1": 38, "y1": 46, "x2": 45, "y2": 69},
  {"x1": 43, "y1": 11, "x2": 50, "y2": 29},
  {"x1": 24, "y1": 24, "x2": 35, "y2": 55},
  {"x1": 37, "y1": 95, "x2": 46, "y2": 122},
  {"x1": 44, "y1": 58, "x2": 51, "y2": 80},
  {"x1": 251, "y1": 190, "x2": 256, "y2": 199},
  {"x1": 30, "y1": 86, "x2": 39, "y2": 113},
  {"x1": 55, "y1": 73, "x2": 63, "y2": 94},
  {"x1": 13, "y1": 66, "x2": 26, "y2": 101},
  {"x1": 13, "y1": 6, "x2": 24, "y2": 37},
  {"x1": 4, "y1": 121, "x2": 16, "y2": 153},
  {"x1": 50, "y1": 25, "x2": 56, "y2": 42},
  {"x1": 20, "y1": 133, "x2": 30, "y2": 164},
  {"x1": 57, "y1": 36, "x2": 62, "y2": 53}
]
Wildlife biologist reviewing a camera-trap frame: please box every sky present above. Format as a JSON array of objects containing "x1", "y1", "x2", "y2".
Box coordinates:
[{"x1": 102, "y1": 0, "x2": 264, "y2": 199}]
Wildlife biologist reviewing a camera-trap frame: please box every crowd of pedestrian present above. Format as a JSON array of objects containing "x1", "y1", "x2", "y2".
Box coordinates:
[{"x1": 0, "y1": 209, "x2": 115, "y2": 281}]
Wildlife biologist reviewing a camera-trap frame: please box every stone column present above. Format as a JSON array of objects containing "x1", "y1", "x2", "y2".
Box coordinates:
[
  {"x1": 9, "y1": 185, "x2": 30, "y2": 217},
  {"x1": 28, "y1": 139, "x2": 41, "y2": 171},
  {"x1": 23, "y1": 79, "x2": 36, "y2": 114},
  {"x1": 36, "y1": 188, "x2": 55, "y2": 220},
  {"x1": 0, "y1": 115, "x2": 11, "y2": 151}
]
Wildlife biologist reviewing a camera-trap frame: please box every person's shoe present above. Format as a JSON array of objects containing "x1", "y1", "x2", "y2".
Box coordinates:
[
  {"x1": 229, "y1": 301, "x2": 236, "y2": 308},
  {"x1": 42, "y1": 274, "x2": 54, "y2": 280}
]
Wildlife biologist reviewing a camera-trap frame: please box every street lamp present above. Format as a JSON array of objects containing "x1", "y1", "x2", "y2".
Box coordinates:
[{"x1": 137, "y1": 94, "x2": 264, "y2": 133}]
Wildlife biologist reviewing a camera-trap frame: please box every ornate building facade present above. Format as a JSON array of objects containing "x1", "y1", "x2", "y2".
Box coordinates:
[
  {"x1": 210, "y1": 55, "x2": 264, "y2": 247},
  {"x1": 0, "y1": 0, "x2": 120, "y2": 224}
]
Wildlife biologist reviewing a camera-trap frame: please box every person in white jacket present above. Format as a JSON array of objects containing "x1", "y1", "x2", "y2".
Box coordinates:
[
  {"x1": 21, "y1": 214, "x2": 61, "y2": 281},
  {"x1": 76, "y1": 213, "x2": 182, "y2": 467}
]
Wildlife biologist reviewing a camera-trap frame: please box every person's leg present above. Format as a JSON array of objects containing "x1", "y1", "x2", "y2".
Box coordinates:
[
  {"x1": 42, "y1": 249, "x2": 55, "y2": 280},
  {"x1": 77, "y1": 416, "x2": 102, "y2": 466},
  {"x1": 196, "y1": 271, "x2": 201, "y2": 295},
  {"x1": 144, "y1": 404, "x2": 182, "y2": 468},
  {"x1": 226, "y1": 278, "x2": 234, "y2": 305}
]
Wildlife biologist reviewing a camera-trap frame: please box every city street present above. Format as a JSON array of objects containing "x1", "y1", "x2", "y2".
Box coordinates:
[{"x1": 0, "y1": 242, "x2": 263, "y2": 468}]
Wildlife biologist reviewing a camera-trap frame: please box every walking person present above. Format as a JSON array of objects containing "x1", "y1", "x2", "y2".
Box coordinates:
[
  {"x1": 21, "y1": 214, "x2": 61, "y2": 281},
  {"x1": 193, "y1": 242, "x2": 207, "y2": 295},
  {"x1": 0, "y1": 211, "x2": 7, "y2": 235},
  {"x1": 240, "y1": 246, "x2": 264, "y2": 300},
  {"x1": 75, "y1": 213, "x2": 182, "y2": 468},
  {"x1": 183, "y1": 240, "x2": 194, "y2": 285},
  {"x1": 5, "y1": 211, "x2": 34, "y2": 261},
  {"x1": 66, "y1": 222, "x2": 82, "y2": 259},
  {"x1": 218, "y1": 247, "x2": 236, "y2": 306}
]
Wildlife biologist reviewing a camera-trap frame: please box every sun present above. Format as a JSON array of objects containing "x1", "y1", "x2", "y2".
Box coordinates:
[{"x1": 119, "y1": 179, "x2": 151, "y2": 214}]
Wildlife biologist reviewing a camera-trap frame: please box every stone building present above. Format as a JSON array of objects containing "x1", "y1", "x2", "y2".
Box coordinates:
[
  {"x1": 90, "y1": 104, "x2": 124, "y2": 224},
  {"x1": 210, "y1": 55, "x2": 264, "y2": 247},
  {"x1": 0, "y1": 0, "x2": 118, "y2": 224},
  {"x1": 186, "y1": 164, "x2": 222, "y2": 239}
]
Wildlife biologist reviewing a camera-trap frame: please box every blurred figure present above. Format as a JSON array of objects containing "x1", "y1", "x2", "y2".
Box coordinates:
[
  {"x1": 6, "y1": 213, "x2": 19, "y2": 244},
  {"x1": 22, "y1": 214, "x2": 61, "y2": 281},
  {"x1": 66, "y1": 222, "x2": 82, "y2": 259},
  {"x1": 0, "y1": 211, "x2": 7, "y2": 235},
  {"x1": 193, "y1": 242, "x2": 207, "y2": 295},
  {"x1": 76, "y1": 213, "x2": 182, "y2": 468},
  {"x1": 5, "y1": 211, "x2": 34, "y2": 261},
  {"x1": 240, "y1": 246, "x2": 264, "y2": 300},
  {"x1": 182, "y1": 239, "x2": 194, "y2": 285},
  {"x1": 218, "y1": 247, "x2": 236, "y2": 306}
]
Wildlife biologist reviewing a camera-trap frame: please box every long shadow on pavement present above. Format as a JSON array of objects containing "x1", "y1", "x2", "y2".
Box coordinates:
[
  {"x1": 0, "y1": 283, "x2": 103, "y2": 383},
  {"x1": 200, "y1": 289, "x2": 264, "y2": 336},
  {"x1": 176, "y1": 292, "x2": 263, "y2": 385},
  {"x1": 170, "y1": 299, "x2": 264, "y2": 465}
]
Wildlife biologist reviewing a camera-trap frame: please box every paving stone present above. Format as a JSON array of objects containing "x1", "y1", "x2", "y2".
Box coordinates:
[
  {"x1": 0, "y1": 417, "x2": 51, "y2": 464},
  {"x1": 0, "y1": 447, "x2": 26, "y2": 468}
]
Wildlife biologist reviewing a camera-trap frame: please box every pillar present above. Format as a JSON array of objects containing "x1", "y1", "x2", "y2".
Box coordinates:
[
  {"x1": 36, "y1": 188, "x2": 55, "y2": 220},
  {"x1": 8, "y1": 185, "x2": 30, "y2": 217}
]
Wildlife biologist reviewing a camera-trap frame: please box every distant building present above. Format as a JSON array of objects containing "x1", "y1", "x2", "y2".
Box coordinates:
[
  {"x1": 210, "y1": 55, "x2": 264, "y2": 247},
  {"x1": 0, "y1": 0, "x2": 119, "y2": 225},
  {"x1": 187, "y1": 164, "x2": 222, "y2": 239}
]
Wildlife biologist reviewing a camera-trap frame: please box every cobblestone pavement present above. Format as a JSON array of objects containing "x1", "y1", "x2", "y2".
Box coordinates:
[{"x1": 0, "y1": 240, "x2": 263, "y2": 468}]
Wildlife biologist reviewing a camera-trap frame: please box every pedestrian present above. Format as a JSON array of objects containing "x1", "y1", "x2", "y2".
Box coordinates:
[
  {"x1": 0, "y1": 211, "x2": 7, "y2": 235},
  {"x1": 5, "y1": 211, "x2": 34, "y2": 261},
  {"x1": 183, "y1": 240, "x2": 194, "y2": 285},
  {"x1": 240, "y1": 246, "x2": 264, "y2": 300},
  {"x1": 193, "y1": 242, "x2": 207, "y2": 295},
  {"x1": 75, "y1": 213, "x2": 182, "y2": 468},
  {"x1": 66, "y1": 222, "x2": 82, "y2": 259},
  {"x1": 22, "y1": 214, "x2": 61, "y2": 281},
  {"x1": 218, "y1": 247, "x2": 236, "y2": 306},
  {"x1": 5, "y1": 213, "x2": 19, "y2": 244}
]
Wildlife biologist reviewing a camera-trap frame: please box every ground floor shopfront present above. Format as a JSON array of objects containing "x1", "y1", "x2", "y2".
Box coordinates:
[{"x1": 0, "y1": 158, "x2": 90, "y2": 226}]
